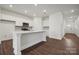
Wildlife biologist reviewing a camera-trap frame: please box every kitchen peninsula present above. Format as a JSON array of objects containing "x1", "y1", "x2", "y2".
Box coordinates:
[{"x1": 13, "y1": 30, "x2": 46, "y2": 55}]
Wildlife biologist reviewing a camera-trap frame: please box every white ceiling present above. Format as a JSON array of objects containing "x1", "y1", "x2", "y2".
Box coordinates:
[{"x1": 0, "y1": 4, "x2": 79, "y2": 17}]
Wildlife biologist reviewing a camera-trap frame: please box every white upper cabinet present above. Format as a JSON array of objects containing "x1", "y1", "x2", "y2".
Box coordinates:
[{"x1": 0, "y1": 9, "x2": 32, "y2": 26}]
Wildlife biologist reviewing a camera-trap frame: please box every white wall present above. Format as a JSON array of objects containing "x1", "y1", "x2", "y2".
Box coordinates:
[
  {"x1": 0, "y1": 8, "x2": 1, "y2": 44},
  {"x1": 49, "y1": 12, "x2": 64, "y2": 40},
  {"x1": 32, "y1": 17, "x2": 43, "y2": 31},
  {"x1": 64, "y1": 20, "x2": 75, "y2": 33},
  {"x1": 74, "y1": 16, "x2": 79, "y2": 36},
  {"x1": 0, "y1": 8, "x2": 1, "y2": 20},
  {"x1": 0, "y1": 21, "x2": 15, "y2": 41}
]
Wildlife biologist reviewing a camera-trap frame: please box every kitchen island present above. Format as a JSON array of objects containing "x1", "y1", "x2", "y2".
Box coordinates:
[{"x1": 13, "y1": 30, "x2": 46, "y2": 55}]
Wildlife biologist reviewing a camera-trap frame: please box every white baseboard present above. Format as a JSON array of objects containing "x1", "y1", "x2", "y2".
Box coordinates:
[{"x1": 48, "y1": 36, "x2": 63, "y2": 40}]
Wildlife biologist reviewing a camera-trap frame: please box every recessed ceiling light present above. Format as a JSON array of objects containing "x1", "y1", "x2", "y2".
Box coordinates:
[
  {"x1": 67, "y1": 24, "x2": 71, "y2": 27},
  {"x1": 71, "y1": 10, "x2": 74, "y2": 13},
  {"x1": 33, "y1": 14, "x2": 36, "y2": 16},
  {"x1": 25, "y1": 10, "x2": 27, "y2": 14},
  {"x1": 43, "y1": 10, "x2": 46, "y2": 12},
  {"x1": 9, "y1": 5, "x2": 13, "y2": 8},
  {"x1": 34, "y1": 4, "x2": 38, "y2": 6},
  {"x1": 69, "y1": 16, "x2": 73, "y2": 18}
]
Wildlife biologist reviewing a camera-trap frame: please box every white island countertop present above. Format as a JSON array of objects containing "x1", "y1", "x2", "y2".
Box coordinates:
[
  {"x1": 13, "y1": 30, "x2": 46, "y2": 55},
  {"x1": 13, "y1": 30, "x2": 46, "y2": 34}
]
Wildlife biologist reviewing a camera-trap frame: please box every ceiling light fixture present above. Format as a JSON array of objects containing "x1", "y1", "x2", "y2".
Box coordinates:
[
  {"x1": 71, "y1": 10, "x2": 74, "y2": 13},
  {"x1": 9, "y1": 4, "x2": 13, "y2": 8},
  {"x1": 25, "y1": 10, "x2": 27, "y2": 14},
  {"x1": 69, "y1": 16, "x2": 73, "y2": 18},
  {"x1": 43, "y1": 10, "x2": 46, "y2": 12},
  {"x1": 33, "y1": 14, "x2": 36, "y2": 16},
  {"x1": 34, "y1": 4, "x2": 38, "y2": 6}
]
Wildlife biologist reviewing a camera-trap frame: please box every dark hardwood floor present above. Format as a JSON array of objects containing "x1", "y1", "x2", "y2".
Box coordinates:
[
  {"x1": 22, "y1": 33, "x2": 79, "y2": 55},
  {"x1": 0, "y1": 44, "x2": 3, "y2": 55},
  {"x1": 0, "y1": 39, "x2": 14, "y2": 55}
]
